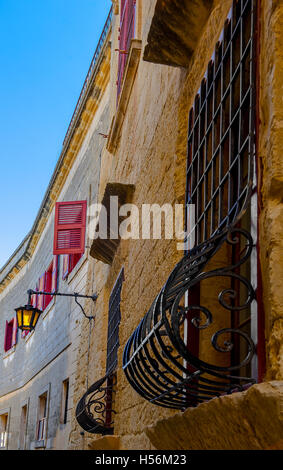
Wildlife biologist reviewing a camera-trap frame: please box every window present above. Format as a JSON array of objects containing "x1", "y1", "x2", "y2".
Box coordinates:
[
  {"x1": 0, "y1": 414, "x2": 8, "y2": 449},
  {"x1": 4, "y1": 317, "x2": 17, "y2": 352},
  {"x1": 105, "y1": 268, "x2": 124, "y2": 426},
  {"x1": 43, "y1": 256, "x2": 59, "y2": 308},
  {"x1": 117, "y1": 0, "x2": 136, "y2": 99},
  {"x1": 19, "y1": 404, "x2": 28, "y2": 450},
  {"x1": 61, "y1": 379, "x2": 69, "y2": 425},
  {"x1": 53, "y1": 200, "x2": 87, "y2": 255},
  {"x1": 185, "y1": 0, "x2": 258, "y2": 379},
  {"x1": 75, "y1": 269, "x2": 124, "y2": 434},
  {"x1": 62, "y1": 253, "x2": 83, "y2": 280},
  {"x1": 123, "y1": 0, "x2": 259, "y2": 410},
  {"x1": 35, "y1": 255, "x2": 59, "y2": 312},
  {"x1": 36, "y1": 393, "x2": 47, "y2": 443}
]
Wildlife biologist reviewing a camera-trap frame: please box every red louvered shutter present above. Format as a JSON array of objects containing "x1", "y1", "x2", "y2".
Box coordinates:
[
  {"x1": 4, "y1": 320, "x2": 13, "y2": 352},
  {"x1": 69, "y1": 253, "x2": 83, "y2": 273},
  {"x1": 44, "y1": 265, "x2": 53, "y2": 309},
  {"x1": 53, "y1": 201, "x2": 87, "y2": 255}
]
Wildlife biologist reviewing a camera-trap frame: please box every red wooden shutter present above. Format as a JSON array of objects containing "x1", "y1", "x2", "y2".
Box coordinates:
[
  {"x1": 4, "y1": 320, "x2": 13, "y2": 352},
  {"x1": 51, "y1": 255, "x2": 59, "y2": 293},
  {"x1": 12, "y1": 317, "x2": 18, "y2": 347},
  {"x1": 69, "y1": 253, "x2": 83, "y2": 273},
  {"x1": 37, "y1": 274, "x2": 45, "y2": 311},
  {"x1": 44, "y1": 265, "x2": 53, "y2": 308},
  {"x1": 53, "y1": 201, "x2": 87, "y2": 255}
]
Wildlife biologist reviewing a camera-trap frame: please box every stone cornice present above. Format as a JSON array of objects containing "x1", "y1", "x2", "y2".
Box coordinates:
[{"x1": 0, "y1": 33, "x2": 111, "y2": 294}]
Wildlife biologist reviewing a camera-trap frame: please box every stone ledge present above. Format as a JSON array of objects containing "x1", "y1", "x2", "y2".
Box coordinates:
[
  {"x1": 145, "y1": 381, "x2": 283, "y2": 450},
  {"x1": 90, "y1": 182, "x2": 135, "y2": 264},
  {"x1": 88, "y1": 435, "x2": 120, "y2": 450},
  {"x1": 143, "y1": 0, "x2": 213, "y2": 68},
  {"x1": 107, "y1": 39, "x2": 142, "y2": 154}
]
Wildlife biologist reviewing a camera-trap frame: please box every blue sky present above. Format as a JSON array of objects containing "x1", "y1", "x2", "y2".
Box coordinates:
[{"x1": 0, "y1": 0, "x2": 112, "y2": 269}]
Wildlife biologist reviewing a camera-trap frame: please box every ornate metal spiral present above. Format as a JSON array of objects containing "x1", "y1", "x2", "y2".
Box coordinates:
[
  {"x1": 123, "y1": 227, "x2": 257, "y2": 410},
  {"x1": 76, "y1": 373, "x2": 116, "y2": 434}
]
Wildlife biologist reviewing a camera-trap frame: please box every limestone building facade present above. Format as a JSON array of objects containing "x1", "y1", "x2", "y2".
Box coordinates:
[
  {"x1": 0, "y1": 0, "x2": 283, "y2": 451},
  {"x1": 0, "y1": 10, "x2": 112, "y2": 450}
]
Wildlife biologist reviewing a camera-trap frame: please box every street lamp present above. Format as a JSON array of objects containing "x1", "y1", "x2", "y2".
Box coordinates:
[{"x1": 15, "y1": 289, "x2": 97, "y2": 332}]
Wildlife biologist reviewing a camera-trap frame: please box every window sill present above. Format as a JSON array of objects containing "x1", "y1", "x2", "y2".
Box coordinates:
[
  {"x1": 88, "y1": 435, "x2": 120, "y2": 450},
  {"x1": 106, "y1": 39, "x2": 142, "y2": 154},
  {"x1": 3, "y1": 346, "x2": 16, "y2": 359},
  {"x1": 67, "y1": 254, "x2": 87, "y2": 284},
  {"x1": 144, "y1": 382, "x2": 283, "y2": 450},
  {"x1": 24, "y1": 329, "x2": 34, "y2": 343},
  {"x1": 34, "y1": 439, "x2": 46, "y2": 449},
  {"x1": 42, "y1": 297, "x2": 56, "y2": 320}
]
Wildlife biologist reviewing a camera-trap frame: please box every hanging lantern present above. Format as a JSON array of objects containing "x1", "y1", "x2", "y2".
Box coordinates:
[{"x1": 15, "y1": 304, "x2": 42, "y2": 332}]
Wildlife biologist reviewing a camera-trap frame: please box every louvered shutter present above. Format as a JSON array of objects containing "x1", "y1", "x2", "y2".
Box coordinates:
[
  {"x1": 53, "y1": 201, "x2": 87, "y2": 255},
  {"x1": 69, "y1": 252, "x2": 83, "y2": 273},
  {"x1": 12, "y1": 317, "x2": 18, "y2": 347},
  {"x1": 4, "y1": 320, "x2": 13, "y2": 352},
  {"x1": 44, "y1": 266, "x2": 53, "y2": 308}
]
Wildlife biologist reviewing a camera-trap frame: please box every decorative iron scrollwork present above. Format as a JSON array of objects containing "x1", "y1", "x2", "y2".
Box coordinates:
[
  {"x1": 123, "y1": 227, "x2": 257, "y2": 410},
  {"x1": 75, "y1": 373, "x2": 116, "y2": 435},
  {"x1": 123, "y1": 0, "x2": 258, "y2": 411}
]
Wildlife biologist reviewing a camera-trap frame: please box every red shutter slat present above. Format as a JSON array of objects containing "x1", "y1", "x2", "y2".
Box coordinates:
[
  {"x1": 4, "y1": 320, "x2": 13, "y2": 352},
  {"x1": 53, "y1": 201, "x2": 87, "y2": 255},
  {"x1": 44, "y1": 266, "x2": 53, "y2": 309}
]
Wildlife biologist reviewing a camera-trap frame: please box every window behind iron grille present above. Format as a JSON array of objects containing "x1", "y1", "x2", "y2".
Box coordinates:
[
  {"x1": 186, "y1": 0, "x2": 256, "y2": 246},
  {"x1": 185, "y1": 0, "x2": 258, "y2": 379},
  {"x1": 106, "y1": 268, "x2": 124, "y2": 375}
]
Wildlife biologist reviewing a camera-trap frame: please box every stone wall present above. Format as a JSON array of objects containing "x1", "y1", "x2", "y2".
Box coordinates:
[
  {"x1": 70, "y1": 0, "x2": 283, "y2": 451},
  {"x1": 0, "y1": 96, "x2": 110, "y2": 450}
]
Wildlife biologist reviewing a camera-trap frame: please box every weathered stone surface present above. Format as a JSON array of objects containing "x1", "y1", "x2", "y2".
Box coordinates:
[
  {"x1": 69, "y1": 0, "x2": 283, "y2": 450},
  {"x1": 143, "y1": 0, "x2": 214, "y2": 67},
  {"x1": 145, "y1": 382, "x2": 283, "y2": 450}
]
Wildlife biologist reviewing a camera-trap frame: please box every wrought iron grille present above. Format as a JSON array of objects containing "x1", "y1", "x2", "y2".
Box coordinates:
[
  {"x1": 75, "y1": 269, "x2": 124, "y2": 433},
  {"x1": 186, "y1": 0, "x2": 255, "y2": 245},
  {"x1": 123, "y1": 0, "x2": 258, "y2": 410},
  {"x1": 106, "y1": 268, "x2": 124, "y2": 375}
]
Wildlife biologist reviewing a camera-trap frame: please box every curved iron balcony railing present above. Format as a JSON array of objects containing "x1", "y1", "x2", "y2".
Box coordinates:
[
  {"x1": 122, "y1": 0, "x2": 258, "y2": 412},
  {"x1": 122, "y1": 226, "x2": 257, "y2": 410},
  {"x1": 75, "y1": 372, "x2": 116, "y2": 435}
]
